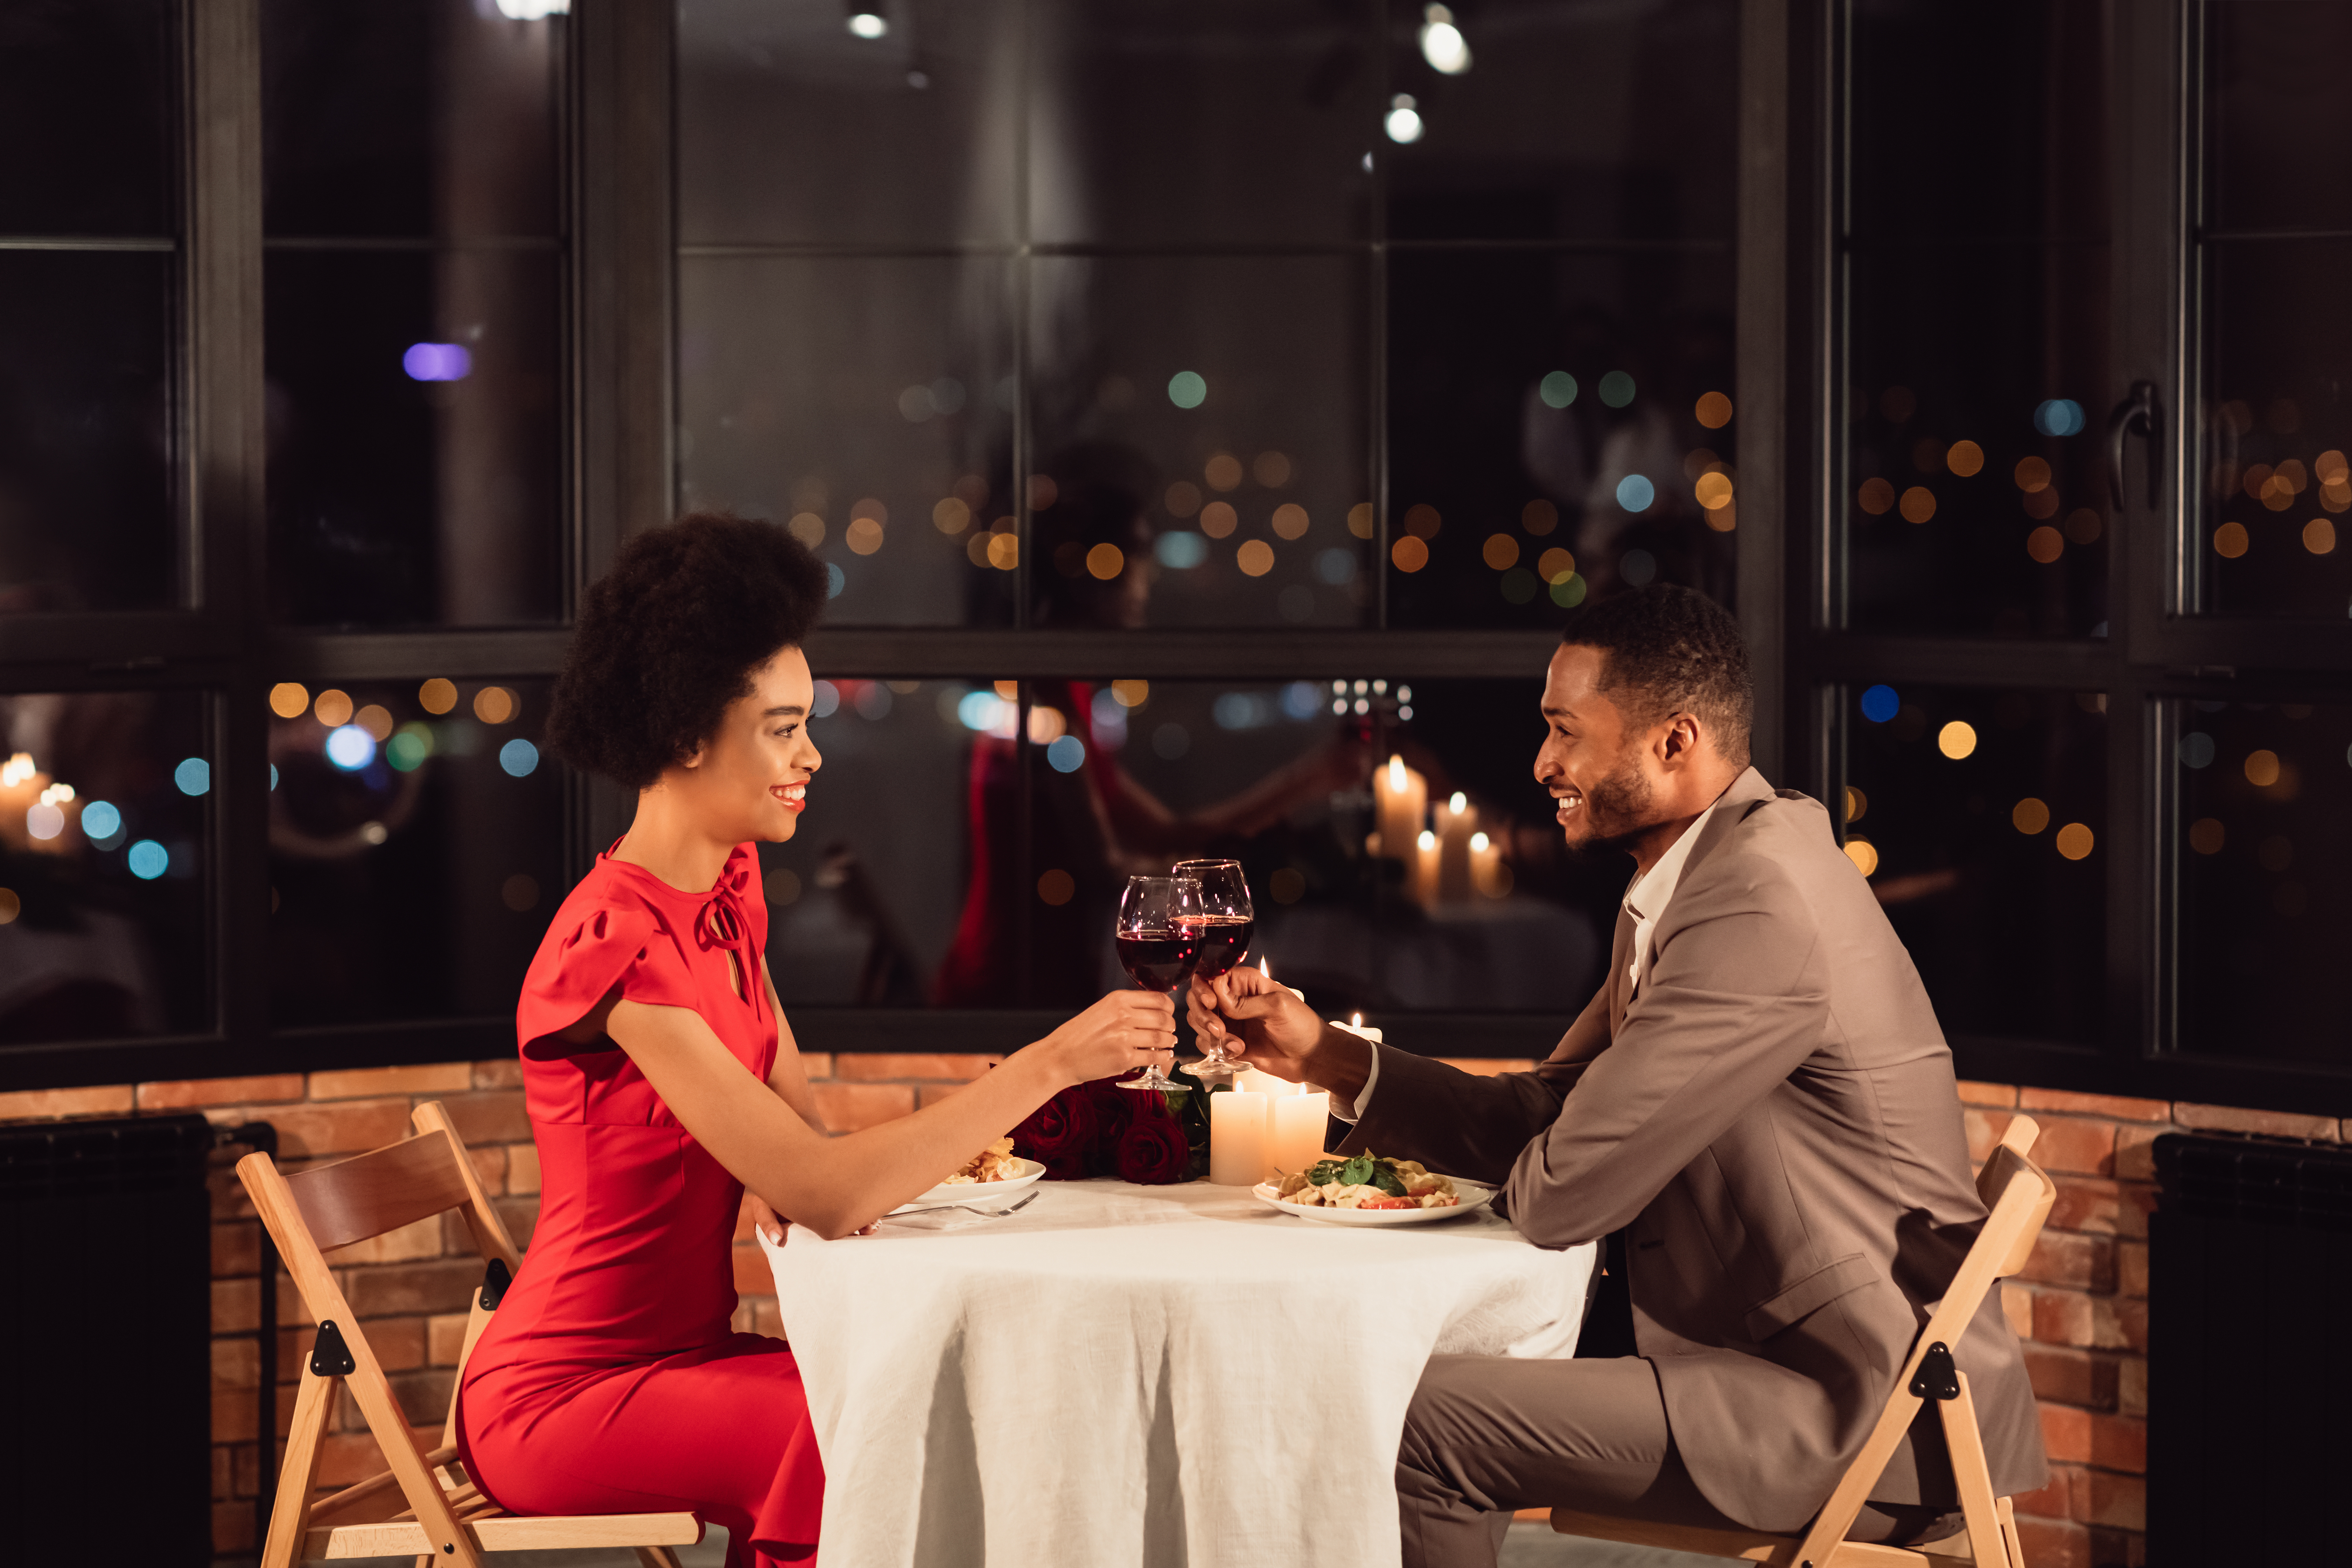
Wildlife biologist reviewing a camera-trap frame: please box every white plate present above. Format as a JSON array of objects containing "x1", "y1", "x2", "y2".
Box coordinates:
[
  {"x1": 894, "y1": 1157, "x2": 1048, "y2": 1213},
  {"x1": 1251, "y1": 1176, "x2": 1497, "y2": 1225}
]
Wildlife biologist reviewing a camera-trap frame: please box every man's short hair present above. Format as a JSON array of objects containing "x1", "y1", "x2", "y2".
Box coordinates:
[{"x1": 1561, "y1": 584, "x2": 1753, "y2": 766}]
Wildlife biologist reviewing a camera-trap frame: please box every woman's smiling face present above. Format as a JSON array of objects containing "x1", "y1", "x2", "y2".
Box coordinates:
[{"x1": 672, "y1": 645, "x2": 822, "y2": 844}]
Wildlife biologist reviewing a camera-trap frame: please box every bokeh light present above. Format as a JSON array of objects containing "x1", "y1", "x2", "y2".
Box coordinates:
[
  {"x1": 1549, "y1": 573, "x2": 1587, "y2": 607},
  {"x1": 827, "y1": 562, "x2": 848, "y2": 594},
  {"x1": 846, "y1": 517, "x2": 884, "y2": 555},
  {"x1": 82, "y1": 800, "x2": 122, "y2": 842},
  {"x1": 499, "y1": 739, "x2": 540, "y2": 777},
  {"x1": 314, "y1": 689, "x2": 354, "y2": 727},
  {"x1": 1347, "y1": 503, "x2": 1376, "y2": 539},
  {"x1": 1857, "y1": 478, "x2": 1895, "y2": 515},
  {"x1": 789, "y1": 513, "x2": 825, "y2": 548},
  {"x1": 986, "y1": 534, "x2": 1018, "y2": 571},
  {"x1": 1695, "y1": 472, "x2": 1734, "y2": 510},
  {"x1": 0, "y1": 888, "x2": 18, "y2": 924},
  {"x1": 402, "y1": 342, "x2": 471, "y2": 382},
  {"x1": 355, "y1": 704, "x2": 394, "y2": 741},
  {"x1": 1236, "y1": 540, "x2": 1275, "y2": 577},
  {"x1": 1391, "y1": 536, "x2": 1429, "y2": 573},
  {"x1": 1937, "y1": 721, "x2": 1978, "y2": 759},
  {"x1": 474, "y1": 686, "x2": 517, "y2": 723},
  {"x1": 1536, "y1": 547, "x2": 1576, "y2": 584},
  {"x1": 1167, "y1": 371, "x2": 1207, "y2": 408},
  {"x1": 174, "y1": 757, "x2": 211, "y2": 796},
  {"x1": 2013, "y1": 457, "x2": 2051, "y2": 492},
  {"x1": 1616, "y1": 475, "x2": 1655, "y2": 512},
  {"x1": 1199, "y1": 502, "x2": 1238, "y2": 539},
  {"x1": 2304, "y1": 518, "x2": 2336, "y2": 554},
  {"x1": 1156, "y1": 533, "x2": 1208, "y2": 569},
  {"x1": 1404, "y1": 504, "x2": 1442, "y2": 539},
  {"x1": 127, "y1": 840, "x2": 168, "y2": 880},
  {"x1": 2032, "y1": 399, "x2": 2086, "y2": 438},
  {"x1": 1046, "y1": 735, "x2": 1086, "y2": 774},
  {"x1": 269, "y1": 682, "x2": 309, "y2": 719},
  {"x1": 1695, "y1": 391, "x2": 1732, "y2": 428},
  {"x1": 1037, "y1": 868, "x2": 1076, "y2": 905},
  {"x1": 1844, "y1": 786, "x2": 1868, "y2": 823},
  {"x1": 933, "y1": 497, "x2": 971, "y2": 534},
  {"x1": 1522, "y1": 499, "x2": 1558, "y2": 535},
  {"x1": 2064, "y1": 508, "x2": 2103, "y2": 545},
  {"x1": 1271, "y1": 504, "x2": 1310, "y2": 540},
  {"x1": 1086, "y1": 543, "x2": 1125, "y2": 580},
  {"x1": 2188, "y1": 817, "x2": 2226, "y2": 854},
  {"x1": 1254, "y1": 451, "x2": 1293, "y2": 488},
  {"x1": 2026, "y1": 526, "x2": 2064, "y2": 563},
  {"x1": 1597, "y1": 372, "x2": 1636, "y2": 408},
  {"x1": 2244, "y1": 749, "x2": 2281, "y2": 787},
  {"x1": 1898, "y1": 486, "x2": 1936, "y2": 524},
  {"x1": 325, "y1": 726, "x2": 376, "y2": 771},
  {"x1": 2012, "y1": 795, "x2": 2050, "y2": 831},
  {"x1": 1843, "y1": 839, "x2": 1879, "y2": 876},
  {"x1": 1945, "y1": 440, "x2": 1984, "y2": 477},
  {"x1": 1204, "y1": 454, "x2": 1243, "y2": 492},
  {"x1": 1539, "y1": 372, "x2": 1577, "y2": 409},
  {"x1": 1860, "y1": 685, "x2": 1900, "y2": 722},
  {"x1": 386, "y1": 725, "x2": 430, "y2": 771},
  {"x1": 2054, "y1": 823, "x2": 2095, "y2": 860},
  {"x1": 1481, "y1": 534, "x2": 1519, "y2": 570},
  {"x1": 2177, "y1": 732, "x2": 2215, "y2": 769},
  {"x1": 1314, "y1": 547, "x2": 1355, "y2": 584},
  {"x1": 1385, "y1": 93, "x2": 1424, "y2": 144},
  {"x1": 419, "y1": 678, "x2": 457, "y2": 714},
  {"x1": 2213, "y1": 522, "x2": 2249, "y2": 558}
]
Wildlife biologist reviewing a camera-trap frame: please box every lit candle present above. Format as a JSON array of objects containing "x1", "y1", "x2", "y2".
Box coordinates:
[
  {"x1": 1235, "y1": 1067, "x2": 1291, "y2": 1098},
  {"x1": 1470, "y1": 831, "x2": 1506, "y2": 898},
  {"x1": 1436, "y1": 791, "x2": 1475, "y2": 903},
  {"x1": 1209, "y1": 1091, "x2": 1267, "y2": 1185},
  {"x1": 1269, "y1": 1091, "x2": 1330, "y2": 1180},
  {"x1": 1414, "y1": 828, "x2": 1440, "y2": 906},
  {"x1": 1373, "y1": 754, "x2": 1427, "y2": 870}
]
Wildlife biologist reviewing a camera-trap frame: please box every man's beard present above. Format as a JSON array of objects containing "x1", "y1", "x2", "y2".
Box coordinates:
[{"x1": 1561, "y1": 751, "x2": 1656, "y2": 862}]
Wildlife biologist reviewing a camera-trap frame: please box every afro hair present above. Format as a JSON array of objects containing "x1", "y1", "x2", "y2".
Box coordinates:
[
  {"x1": 545, "y1": 513, "x2": 830, "y2": 790},
  {"x1": 1561, "y1": 583, "x2": 1754, "y2": 766}
]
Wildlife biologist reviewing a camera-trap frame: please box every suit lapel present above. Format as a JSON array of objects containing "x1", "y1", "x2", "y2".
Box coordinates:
[{"x1": 1606, "y1": 904, "x2": 1635, "y2": 1037}]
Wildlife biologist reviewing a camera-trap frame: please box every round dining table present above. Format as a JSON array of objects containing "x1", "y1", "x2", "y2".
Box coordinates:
[{"x1": 762, "y1": 1178, "x2": 1598, "y2": 1568}]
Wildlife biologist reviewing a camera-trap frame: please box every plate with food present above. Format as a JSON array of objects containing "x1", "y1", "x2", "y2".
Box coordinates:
[
  {"x1": 1252, "y1": 1152, "x2": 1495, "y2": 1226},
  {"x1": 895, "y1": 1138, "x2": 1046, "y2": 1212}
]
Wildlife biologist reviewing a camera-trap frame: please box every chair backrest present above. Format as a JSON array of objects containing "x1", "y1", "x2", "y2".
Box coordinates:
[{"x1": 1975, "y1": 1116, "x2": 2057, "y2": 1279}]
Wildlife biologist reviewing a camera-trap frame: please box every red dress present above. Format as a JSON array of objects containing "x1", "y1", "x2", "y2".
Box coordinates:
[{"x1": 457, "y1": 843, "x2": 824, "y2": 1566}]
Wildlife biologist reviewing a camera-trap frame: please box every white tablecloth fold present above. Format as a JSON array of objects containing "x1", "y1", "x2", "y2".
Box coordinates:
[{"x1": 764, "y1": 1179, "x2": 1596, "y2": 1568}]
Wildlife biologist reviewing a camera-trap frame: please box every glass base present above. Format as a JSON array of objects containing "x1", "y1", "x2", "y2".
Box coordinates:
[{"x1": 1116, "y1": 1070, "x2": 1176, "y2": 1091}]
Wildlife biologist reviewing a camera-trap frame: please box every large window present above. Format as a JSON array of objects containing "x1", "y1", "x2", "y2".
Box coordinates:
[{"x1": 1798, "y1": 0, "x2": 2352, "y2": 1104}]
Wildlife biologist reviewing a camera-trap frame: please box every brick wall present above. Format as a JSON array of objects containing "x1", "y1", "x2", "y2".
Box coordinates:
[{"x1": 3, "y1": 1058, "x2": 2332, "y2": 1565}]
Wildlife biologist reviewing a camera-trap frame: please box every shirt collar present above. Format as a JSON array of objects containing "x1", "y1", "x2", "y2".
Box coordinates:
[{"x1": 1623, "y1": 793, "x2": 1727, "y2": 924}]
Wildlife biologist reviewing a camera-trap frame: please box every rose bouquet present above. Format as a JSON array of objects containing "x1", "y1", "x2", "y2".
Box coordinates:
[{"x1": 1009, "y1": 1065, "x2": 1212, "y2": 1184}]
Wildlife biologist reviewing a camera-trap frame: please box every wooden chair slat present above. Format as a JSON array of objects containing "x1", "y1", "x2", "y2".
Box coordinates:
[
  {"x1": 311, "y1": 1511, "x2": 703, "y2": 1559},
  {"x1": 287, "y1": 1130, "x2": 474, "y2": 1252},
  {"x1": 1547, "y1": 1507, "x2": 1789, "y2": 1560}
]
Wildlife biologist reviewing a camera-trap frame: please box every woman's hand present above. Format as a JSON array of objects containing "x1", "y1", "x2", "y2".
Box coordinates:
[
  {"x1": 1041, "y1": 989, "x2": 1177, "y2": 1086},
  {"x1": 1186, "y1": 966, "x2": 1324, "y2": 1083},
  {"x1": 747, "y1": 1192, "x2": 784, "y2": 1245}
]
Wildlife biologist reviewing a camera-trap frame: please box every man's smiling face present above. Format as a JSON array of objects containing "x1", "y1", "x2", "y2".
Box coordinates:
[{"x1": 1534, "y1": 643, "x2": 1658, "y2": 856}]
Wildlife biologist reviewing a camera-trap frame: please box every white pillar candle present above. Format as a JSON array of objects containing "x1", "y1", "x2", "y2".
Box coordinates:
[
  {"x1": 1269, "y1": 1091, "x2": 1330, "y2": 1179},
  {"x1": 1373, "y1": 754, "x2": 1427, "y2": 869},
  {"x1": 1414, "y1": 828, "x2": 1440, "y2": 906},
  {"x1": 1436, "y1": 792, "x2": 1476, "y2": 903},
  {"x1": 1209, "y1": 1091, "x2": 1268, "y2": 1185},
  {"x1": 1234, "y1": 1067, "x2": 1292, "y2": 1099},
  {"x1": 1470, "y1": 831, "x2": 1507, "y2": 898}
]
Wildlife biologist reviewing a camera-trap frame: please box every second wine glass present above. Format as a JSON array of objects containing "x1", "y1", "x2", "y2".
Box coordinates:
[
  {"x1": 1171, "y1": 858, "x2": 1254, "y2": 1077},
  {"x1": 1113, "y1": 874, "x2": 1198, "y2": 1092}
]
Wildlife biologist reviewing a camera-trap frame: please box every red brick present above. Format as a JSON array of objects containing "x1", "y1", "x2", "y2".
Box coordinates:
[
  {"x1": 2032, "y1": 1290, "x2": 2094, "y2": 1347},
  {"x1": 797, "y1": 1052, "x2": 834, "y2": 1080},
  {"x1": 0, "y1": 1084, "x2": 133, "y2": 1120},
  {"x1": 2088, "y1": 1526, "x2": 2147, "y2": 1568},
  {"x1": 427, "y1": 1312, "x2": 470, "y2": 1367},
  {"x1": 812, "y1": 1081, "x2": 915, "y2": 1131},
  {"x1": 440, "y1": 1090, "x2": 531, "y2": 1147},
  {"x1": 834, "y1": 1053, "x2": 998, "y2": 1083},
  {"x1": 213, "y1": 1220, "x2": 261, "y2": 1278},
  {"x1": 2029, "y1": 1118, "x2": 2118, "y2": 1175},
  {"x1": 505, "y1": 1141, "x2": 541, "y2": 1194},
  {"x1": 1964, "y1": 1108, "x2": 2013, "y2": 1163},
  {"x1": 317, "y1": 1429, "x2": 435, "y2": 1488},
  {"x1": 212, "y1": 1336, "x2": 261, "y2": 1391},
  {"x1": 212, "y1": 1278, "x2": 260, "y2": 1335},
  {"x1": 139, "y1": 1073, "x2": 306, "y2": 1110},
  {"x1": 2091, "y1": 1413, "x2": 2147, "y2": 1474},
  {"x1": 2011, "y1": 1463, "x2": 2077, "y2": 1520},
  {"x1": 213, "y1": 1500, "x2": 257, "y2": 1554},
  {"x1": 307, "y1": 1063, "x2": 472, "y2": 1101},
  {"x1": 2101, "y1": 1298, "x2": 2148, "y2": 1352},
  {"x1": 1434, "y1": 1058, "x2": 1539, "y2": 1078},
  {"x1": 342, "y1": 1258, "x2": 482, "y2": 1317},
  {"x1": 2116, "y1": 1240, "x2": 2148, "y2": 1298},
  {"x1": 2118, "y1": 1353, "x2": 2147, "y2": 1417},
  {"x1": 275, "y1": 1326, "x2": 311, "y2": 1382},
  {"x1": 2000, "y1": 1282, "x2": 2033, "y2": 1338},
  {"x1": 213, "y1": 1443, "x2": 234, "y2": 1499},
  {"x1": 2047, "y1": 1177, "x2": 2121, "y2": 1234},
  {"x1": 2018, "y1": 1088, "x2": 2171, "y2": 1122},
  {"x1": 732, "y1": 1241, "x2": 776, "y2": 1296},
  {"x1": 2080, "y1": 1470, "x2": 2145, "y2": 1531},
  {"x1": 236, "y1": 1098, "x2": 413, "y2": 1159},
  {"x1": 2113, "y1": 1125, "x2": 2165, "y2": 1181},
  {"x1": 368, "y1": 1314, "x2": 427, "y2": 1371},
  {"x1": 212, "y1": 1385, "x2": 259, "y2": 1442},
  {"x1": 493, "y1": 1194, "x2": 539, "y2": 1249},
  {"x1": 2014, "y1": 1517, "x2": 2091, "y2": 1568},
  {"x1": 2021, "y1": 1231, "x2": 2113, "y2": 1291},
  {"x1": 2023, "y1": 1344, "x2": 2118, "y2": 1409},
  {"x1": 2171, "y1": 1101, "x2": 2338, "y2": 1141},
  {"x1": 234, "y1": 1441, "x2": 262, "y2": 1497},
  {"x1": 383, "y1": 1367, "x2": 454, "y2": 1428},
  {"x1": 2040, "y1": 1402, "x2": 2091, "y2": 1463},
  {"x1": 1956, "y1": 1080, "x2": 2019, "y2": 1108},
  {"x1": 468, "y1": 1143, "x2": 507, "y2": 1195},
  {"x1": 472, "y1": 1058, "x2": 525, "y2": 1089}
]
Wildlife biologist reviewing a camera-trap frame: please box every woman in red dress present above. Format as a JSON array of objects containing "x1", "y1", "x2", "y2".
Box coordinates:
[{"x1": 456, "y1": 515, "x2": 1175, "y2": 1566}]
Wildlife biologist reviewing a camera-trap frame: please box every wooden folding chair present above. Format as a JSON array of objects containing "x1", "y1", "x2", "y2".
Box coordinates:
[
  {"x1": 1549, "y1": 1114, "x2": 2058, "y2": 1568},
  {"x1": 238, "y1": 1100, "x2": 703, "y2": 1567}
]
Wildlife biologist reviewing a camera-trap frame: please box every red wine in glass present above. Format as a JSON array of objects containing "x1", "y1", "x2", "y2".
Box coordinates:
[
  {"x1": 1170, "y1": 859, "x2": 1254, "y2": 1076},
  {"x1": 1181, "y1": 915, "x2": 1255, "y2": 981},
  {"x1": 1117, "y1": 929, "x2": 1199, "y2": 992}
]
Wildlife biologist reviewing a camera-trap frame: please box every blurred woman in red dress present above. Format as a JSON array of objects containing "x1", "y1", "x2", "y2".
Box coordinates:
[{"x1": 456, "y1": 515, "x2": 1175, "y2": 1566}]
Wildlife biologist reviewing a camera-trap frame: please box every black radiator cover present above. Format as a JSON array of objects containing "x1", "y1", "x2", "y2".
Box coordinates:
[
  {"x1": 2149, "y1": 1132, "x2": 2352, "y2": 1566},
  {"x1": 0, "y1": 1114, "x2": 217, "y2": 1563}
]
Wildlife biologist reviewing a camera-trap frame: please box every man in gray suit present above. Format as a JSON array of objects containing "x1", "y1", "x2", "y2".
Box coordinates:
[{"x1": 1189, "y1": 586, "x2": 2046, "y2": 1567}]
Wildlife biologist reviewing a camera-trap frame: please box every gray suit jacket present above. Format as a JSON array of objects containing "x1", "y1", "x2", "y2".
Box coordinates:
[{"x1": 1344, "y1": 767, "x2": 2047, "y2": 1531}]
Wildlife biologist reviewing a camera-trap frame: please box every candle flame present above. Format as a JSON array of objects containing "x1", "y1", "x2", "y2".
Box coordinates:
[
  {"x1": 1386, "y1": 754, "x2": 1405, "y2": 790},
  {"x1": 1259, "y1": 954, "x2": 1272, "y2": 979},
  {"x1": 1449, "y1": 791, "x2": 1466, "y2": 814},
  {"x1": 1471, "y1": 832, "x2": 1489, "y2": 851},
  {"x1": 1417, "y1": 829, "x2": 1436, "y2": 851},
  {"x1": 1350, "y1": 1011, "x2": 1363, "y2": 1027}
]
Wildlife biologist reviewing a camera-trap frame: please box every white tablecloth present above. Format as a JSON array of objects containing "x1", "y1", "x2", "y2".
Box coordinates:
[{"x1": 762, "y1": 1179, "x2": 1597, "y2": 1568}]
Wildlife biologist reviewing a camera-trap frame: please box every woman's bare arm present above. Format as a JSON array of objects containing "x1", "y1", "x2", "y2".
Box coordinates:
[
  {"x1": 606, "y1": 988, "x2": 1173, "y2": 1240},
  {"x1": 760, "y1": 958, "x2": 822, "y2": 1128}
]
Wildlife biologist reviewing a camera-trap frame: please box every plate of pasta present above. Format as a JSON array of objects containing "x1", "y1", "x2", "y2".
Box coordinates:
[
  {"x1": 1252, "y1": 1153, "x2": 1495, "y2": 1226},
  {"x1": 896, "y1": 1138, "x2": 1046, "y2": 1211}
]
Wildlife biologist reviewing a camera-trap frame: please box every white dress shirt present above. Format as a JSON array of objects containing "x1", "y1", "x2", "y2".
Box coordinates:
[{"x1": 1335, "y1": 793, "x2": 1727, "y2": 1123}]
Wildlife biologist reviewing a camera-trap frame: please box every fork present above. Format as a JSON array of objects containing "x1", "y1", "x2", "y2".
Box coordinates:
[{"x1": 881, "y1": 1190, "x2": 1042, "y2": 1224}]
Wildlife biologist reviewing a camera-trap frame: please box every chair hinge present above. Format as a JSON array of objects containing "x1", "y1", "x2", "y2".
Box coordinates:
[
  {"x1": 1908, "y1": 1340, "x2": 1960, "y2": 1400},
  {"x1": 310, "y1": 1320, "x2": 357, "y2": 1377},
  {"x1": 480, "y1": 1256, "x2": 513, "y2": 1311}
]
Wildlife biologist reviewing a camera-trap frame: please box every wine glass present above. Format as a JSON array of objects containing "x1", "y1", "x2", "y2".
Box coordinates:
[
  {"x1": 1114, "y1": 875, "x2": 1198, "y2": 1092},
  {"x1": 1171, "y1": 859, "x2": 1254, "y2": 1077}
]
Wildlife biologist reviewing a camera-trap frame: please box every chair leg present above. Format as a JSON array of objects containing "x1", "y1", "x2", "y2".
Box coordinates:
[
  {"x1": 1995, "y1": 1496, "x2": 2025, "y2": 1568},
  {"x1": 261, "y1": 1369, "x2": 339, "y2": 1568},
  {"x1": 1937, "y1": 1374, "x2": 2008, "y2": 1568}
]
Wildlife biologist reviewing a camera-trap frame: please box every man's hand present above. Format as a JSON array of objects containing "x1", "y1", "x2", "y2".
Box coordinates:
[{"x1": 1186, "y1": 966, "x2": 1325, "y2": 1083}]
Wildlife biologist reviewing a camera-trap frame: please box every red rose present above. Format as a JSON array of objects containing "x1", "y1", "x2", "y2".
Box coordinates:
[
  {"x1": 1114, "y1": 1110, "x2": 1191, "y2": 1185},
  {"x1": 1013, "y1": 1087, "x2": 1099, "y2": 1181}
]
